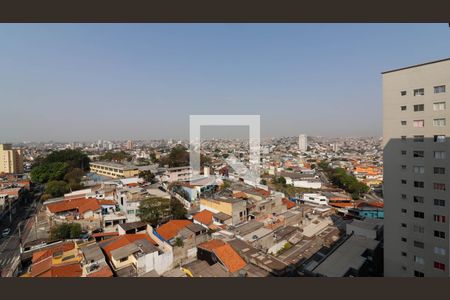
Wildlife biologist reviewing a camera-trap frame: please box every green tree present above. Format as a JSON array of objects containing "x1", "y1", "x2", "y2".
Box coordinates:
[
  {"x1": 170, "y1": 197, "x2": 187, "y2": 219},
  {"x1": 99, "y1": 151, "x2": 132, "y2": 162},
  {"x1": 50, "y1": 223, "x2": 82, "y2": 240},
  {"x1": 137, "y1": 197, "x2": 171, "y2": 226},
  {"x1": 139, "y1": 170, "x2": 156, "y2": 183},
  {"x1": 45, "y1": 180, "x2": 70, "y2": 197},
  {"x1": 31, "y1": 162, "x2": 70, "y2": 184},
  {"x1": 40, "y1": 149, "x2": 90, "y2": 171},
  {"x1": 174, "y1": 237, "x2": 184, "y2": 247}
]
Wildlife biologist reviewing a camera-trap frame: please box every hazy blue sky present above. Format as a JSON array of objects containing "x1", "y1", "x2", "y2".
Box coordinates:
[{"x1": 1, "y1": 24, "x2": 449, "y2": 142}]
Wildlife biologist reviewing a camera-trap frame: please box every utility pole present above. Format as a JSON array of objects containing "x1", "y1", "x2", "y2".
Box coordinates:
[{"x1": 9, "y1": 200, "x2": 12, "y2": 223}]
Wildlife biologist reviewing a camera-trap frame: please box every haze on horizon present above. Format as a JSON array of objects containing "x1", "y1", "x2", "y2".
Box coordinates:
[{"x1": 1, "y1": 24, "x2": 450, "y2": 143}]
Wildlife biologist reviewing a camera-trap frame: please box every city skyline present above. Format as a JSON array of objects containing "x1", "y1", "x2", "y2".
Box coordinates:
[{"x1": 1, "y1": 24, "x2": 450, "y2": 142}]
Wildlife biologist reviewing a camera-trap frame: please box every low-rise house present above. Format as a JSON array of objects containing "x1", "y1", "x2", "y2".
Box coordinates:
[
  {"x1": 155, "y1": 220, "x2": 208, "y2": 265},
  {"x1": 118, "y1": 221, "x2": 148, "y2": 235},
  {"x1": 161, "y1": 166, "x2": 193, "y2": 183},
  {"x1": 181, "y1": 260, "x2": 230, "y2": 277},
  {"x1": 22, "y1": 241, "x2": 83, "y2": 278},
  {"x1": 197, "y1": 239, "x2": 247, "y2": 274},
  {"x1": 98, "y1": 233, "x2": 172, "y2": 276},
  {"x1": 300, "y1": 193, "x2": 329, "y2": 206},
  {"x1": 306, "y1": 234, "x2": 381, "y2": 277},
  {"x1": 45, "y1": 197, "x2": 103, "y2": 220},
  {"x1": 192, "y1": 209, "x2": 214, "y2": 228},
  {"x1": 200, "y1": 197, "x2": 247, "y2": 226},
  {"x1": 228, "y1": 238, "x2": 288, "y2": 276},
  {"x1": 79, "y1": 241, "x2": 113, "y2": 277}
]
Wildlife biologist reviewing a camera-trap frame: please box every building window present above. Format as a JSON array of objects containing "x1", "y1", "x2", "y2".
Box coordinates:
[
  {"x1": 401, "y1": 135, "x2": 407, "y2": 141},
  {"x1": 401, "y1": 179, "x2": 407, "y2": 184},
  {"x1": 401, "y1": 251, "x2": 407, "y2": 257},
  {"x1": 434, "y1": 230, "x2": 446, "y2": 239},
  {"x1": 414, "y1": 270, "x2": 425, "y2": 277},
  {"x1": 413, "y1": 225, "x2": 424, "y2": 233},
  {"x1": 434, "y1": 85, "x2": 446, "y2": 94},
  {"x1": 401, "y1": 164, "x2": 407, "y2": 170},
  {"x1": 413, "y1": 150, "x2": 424, "y2": 158},
  {"x1": 401, "y1": 105, "x2": 407, "y2": 111},
  {"x1": 401, "y1": 208, "x2": 407, "y2": 213},
  {"x1": 414, "y1": 88, "x2": 424, "y2": 96},
  {"x1": 413, "y1": 241, "x2": 424, "y2": 249},
  {"x1": 401, "y1": 223, "x2": 407, "y2": 228},
  {"x1": 433, "y1": 118, "x2": 446, "y2": 127},
  {"x1": 401, "y1": 120, "x2": 407, "y2": 126},
  {"x1": 433, "y1": 215, "x2": 446, "y2": 224},
  {"x1": 401, "y1": 194, "x2": 407, "y2": 200},
  {"x1": 413, "y1": 196, "x2": 424, "y2": 203},
  {"x1": 413, "y1": 104, "x2": 424, "y2": 112},
  {"x1": 434, "y1": 151, "x2": 446, "y2": 159},
  {"x1": 434, "y1": 199, "x2": 445, "y2": 207},
  {"x1": 434, "y1": 262, "x2": 446, "y2": 271},
  {"x1": 414, "y1": 256, "x2": 425, "y2": 265},
  {"x1": 434, "y1": 167, "x2": 445, "y2": 174},
  {"x1": 413, "y1": 135, "x2": 424, "y2": 142},
  {"x1": 434, "y1": 247, "x2": 446, "y2": 256},
  {"x1": 434, "y1": 183, "x2": 446, "y2": 191},
  {"x1": 433, "y1": 101, "x2": 446, "y2": 111},
  {"x1": 413, "y1": 166, "x2": 424, "y2": 174},
  {"x1": 401, "y1": 237, "x2": 407, "y2": 242},
  {"x1": 413, "y1": 120, "x2": 424, "y2": 128},
  {"x1": 414, "y1": 211, "x2": 425, "y2": 219},
  {"x1": 401, "y1": 150, "x2": 407, "y2": 155},
  {"x1": 434, "y1": 135, "x2": 446, "y2": 143},
  {"x1": 414, "y1": 181, "x2": 424, "y2": 188},
  {"x1": 401, "y1": 91, "x2": 407, "y2": 96}
]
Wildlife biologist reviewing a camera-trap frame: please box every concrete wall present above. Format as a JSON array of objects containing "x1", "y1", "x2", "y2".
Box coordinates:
[{"x1": 383, "y1": 59, "x2": 450, "y2": 277}]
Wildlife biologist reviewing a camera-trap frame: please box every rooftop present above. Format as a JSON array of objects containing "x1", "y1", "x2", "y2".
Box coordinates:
[
  {"x1": 312, "y1": 235, "x2": 379, "y2": 277},
  {"x1": 381, "y1": 57, "x2": 450, "y2": 74}
]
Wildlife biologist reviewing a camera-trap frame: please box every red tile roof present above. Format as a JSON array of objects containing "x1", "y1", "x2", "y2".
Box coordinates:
[
  {"x1": 156, "y1": 220, "x2": 192, "y2": 241},
  {"x1": 47, "y1": 263, "x2": 83, "y2": 277},
  {"x1": 32, "y1": 242, "x2": 77, "y2": 264},
  {"x1": 193, "y1": 210, "x2": 214, "y2": 226},
  {"x1": 282, "y1": 198, "x2": 296, "y2": 209},
  {"x1": 92, "y1": 232, "x2": 119, "y2": 238},
  {"x1": 30, "y1": 256, "x2": 53, "y2": 277},
  {"x1": 101, "y1": 234, "x2": 157, "y2": 259},
  {"x1": 86, "y1": 265, "x2": 114, "y2": 277},
  {"x1": 213, "y1": 244, "x2": 246, "y2": 273},
  {"x1": 46, "y1": 197, "x2": 102, "y2": 215},
  {"x1": 198, "y1": 239, "x2": 225, "y2": 252}
]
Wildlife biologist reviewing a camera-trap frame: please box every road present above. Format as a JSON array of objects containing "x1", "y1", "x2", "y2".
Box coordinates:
[{"x1": 0, "y1": 194, "x2": 38, "y2": 276}]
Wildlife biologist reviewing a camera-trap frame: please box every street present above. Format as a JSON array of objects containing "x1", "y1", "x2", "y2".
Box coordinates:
[{"x1": 0, "y1": 193, "x2": 38, "y2": 276}]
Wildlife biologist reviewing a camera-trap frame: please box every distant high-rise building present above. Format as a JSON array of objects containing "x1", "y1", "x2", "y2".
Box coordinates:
[
  {"x1": 333, "y1": 143, "x2": 339, "y2": 152},
  {"x1": 0, "y1": 144, "x2": 24, "y2": 174},
  {"x1": 126, "y1": 140, "x2": 133, "y2": 150},
  {"x1": 298, "y1": 134, "x2": 307, "y2": 152},
  {"x1": 383, "y1": 58, "x2": 450, "y2": 277}
]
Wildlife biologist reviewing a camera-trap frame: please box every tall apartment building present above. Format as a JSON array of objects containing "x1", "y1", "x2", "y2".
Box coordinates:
[
  {"x1": 0, "y1": 144, "x2": 24, "y2": 174},
  {"x1": 383, "y1": 58, "x2": 450, "y2": 277},
  {"x1": 298, "y1": 134, "x2": 307, "y2": 152}
]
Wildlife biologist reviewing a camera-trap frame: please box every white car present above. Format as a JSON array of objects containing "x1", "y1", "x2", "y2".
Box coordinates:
[{"x1": 2, "y1": 228, "x2": 11, "y2": 237}]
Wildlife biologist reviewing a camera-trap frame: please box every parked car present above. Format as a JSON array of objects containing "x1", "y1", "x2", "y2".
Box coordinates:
[{"x1": 2, "y1": 228, "x2": 11, "y2": 237}]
